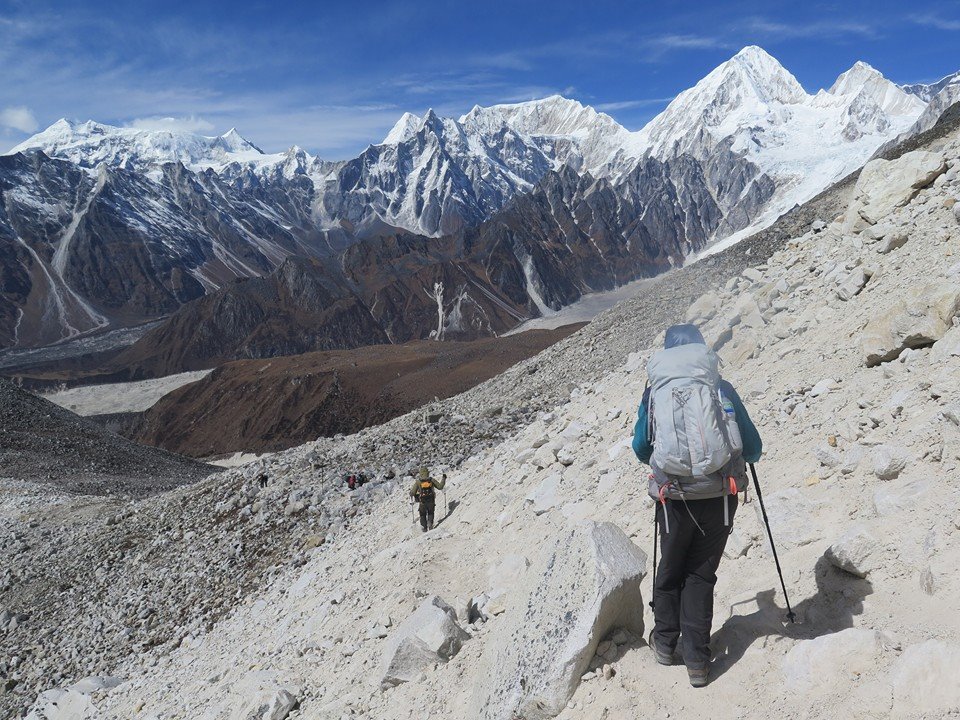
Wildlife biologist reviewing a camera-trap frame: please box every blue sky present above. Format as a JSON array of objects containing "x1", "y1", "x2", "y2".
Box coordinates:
[{"x1": 1, "y1": 0, "x2": 958, "y2": 159}]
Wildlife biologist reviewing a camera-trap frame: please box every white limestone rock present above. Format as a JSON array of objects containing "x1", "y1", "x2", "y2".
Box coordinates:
[
  {"x1": 469, "y1": 521, "x2": 646, "y2": 720},
  {"x1": 824, "y1": 527, "x2": 879, "y2": 578},
  {"x1": 380, "y1": 596, "x2": 470, "y2": 687},
  {"x1": 783, "y1": 628, "x2": 888, "y2": 693},
  {"x1": 862, "y1": 283, "x2": 960, "y2": 366},
  {"x1": 844, "y1": 151, "x2": 947, "y2": 231},
  {"x1": 891, "y1": 641, "x2": 960, "y2": 714}
]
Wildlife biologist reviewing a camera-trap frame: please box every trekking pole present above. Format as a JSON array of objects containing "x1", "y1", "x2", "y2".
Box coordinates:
[
  {"x1": 749, "y1": 463, "x2": 796, "y2": 624},
  {"x1": 649, "y1": 505, "x2": 658, "y2": 611}
]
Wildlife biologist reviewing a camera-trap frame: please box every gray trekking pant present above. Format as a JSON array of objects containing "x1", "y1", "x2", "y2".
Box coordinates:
[{"x1": 653, "y1": 494, "x2": 737, "y2": 668}]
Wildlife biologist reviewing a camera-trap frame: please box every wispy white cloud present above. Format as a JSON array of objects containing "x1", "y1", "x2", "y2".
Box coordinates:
[
  {"x1": 0, "y1": 106, "x2": 38, "y2": 133},
  {"x1": 743, "y1": 17, "x2": 879, "y2": 40},
  {"x1": 910, "y1": 14, "x2": 960, "y2": 31},
  {"x1": 128, "y1": 115, "x2": 215, "y2": 133},
  {"x1": 594, "y1": 98, "x2": 673, "y2": 112}
]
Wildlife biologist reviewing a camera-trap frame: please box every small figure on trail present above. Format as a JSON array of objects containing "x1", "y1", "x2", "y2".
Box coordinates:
[
  {"x1": 632, "y1": 324, "x2": 762, "y2": 688},
  {"x1": 343, "y1": 471, "x2": 368, "y2": 491},
  {"x1": 409, "y1": 466, "x2": 446, "y2": 532},
  {"x1": 257, "y1": 473, "x2": 269, "y2": 489}
]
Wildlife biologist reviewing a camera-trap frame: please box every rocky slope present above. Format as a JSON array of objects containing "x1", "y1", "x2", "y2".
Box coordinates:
[
  {"x1": 126, "y1": 325, "x2": 582, "y2": 457},
  {"x1": 0, "y1": 377, "x2": 211, "y2": 497},
  {"x1": 1, "y1": 48, "x2": 931, "y2": 351},
  {"x1": 4, "y1": 106, "x2": 960, "y2": 720}
]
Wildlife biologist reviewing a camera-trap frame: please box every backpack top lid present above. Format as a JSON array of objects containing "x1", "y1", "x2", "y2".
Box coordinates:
[
  {"x1": 664, "y1": 323, "x2": 705, "y2": 349},
  {"x1": 647, "y1": 341, "x2": 721, "y2": 390}
]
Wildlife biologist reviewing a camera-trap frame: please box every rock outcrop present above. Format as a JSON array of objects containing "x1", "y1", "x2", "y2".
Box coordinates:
[
  {"x1": 861, "y1": 282, "x2": 960, "y2": 366},
  {"x1": 469, "y1": 522, "x2": 646, "y2": 720},
  {"x1": 379, "y1": 596, "x2": 469, "y2": 688}
]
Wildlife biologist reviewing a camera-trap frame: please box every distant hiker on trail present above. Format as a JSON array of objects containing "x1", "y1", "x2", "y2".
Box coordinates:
[
  {"x1": 409, "y1": 466, "x2": 446, "y2": 532},
  {"x1": 632, "y1": 323, "x2": 762, "y2": 688}
]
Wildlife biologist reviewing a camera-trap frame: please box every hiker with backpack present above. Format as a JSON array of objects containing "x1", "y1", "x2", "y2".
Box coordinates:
[
  {"x1": 409, "y1": 466, "x2": 446, "y2": 532},
  {"x1": 632, "y1": 324, "x2": 762, "y2": 688}
]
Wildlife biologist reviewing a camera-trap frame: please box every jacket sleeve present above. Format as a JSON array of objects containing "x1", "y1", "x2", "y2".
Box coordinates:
[
  {"x1": 723, "y1": 381, "x2": 762, "y2": 463},
  {"x1": 632, "y1": 386, "x2": 653, "y2": 464},
  {"x1": 409, "y1": 480, "x2": 419, "y2": 497},
  {"x1": 432, "y1": 475, "x2": 446, "y2": 490}
]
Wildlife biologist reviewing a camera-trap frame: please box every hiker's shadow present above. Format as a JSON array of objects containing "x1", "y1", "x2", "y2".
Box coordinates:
[
  {"x1": 709, "y1": 557, "x2": 873, "y2": 681},
  {"x1": 433, "y1": 499, "x2": 460, "y2": 528}
]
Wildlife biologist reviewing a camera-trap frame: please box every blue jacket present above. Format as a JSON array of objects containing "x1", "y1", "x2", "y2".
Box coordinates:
[{"x1": 632, "y1": 379, "x2": 762, "y2": 465}]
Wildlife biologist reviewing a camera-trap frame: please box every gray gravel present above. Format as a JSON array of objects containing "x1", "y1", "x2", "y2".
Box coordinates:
[{"x1": 0, "y1": 377, "x2": 212, "y2": 497}]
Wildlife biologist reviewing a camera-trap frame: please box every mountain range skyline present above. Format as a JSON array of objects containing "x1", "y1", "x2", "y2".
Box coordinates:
[
  {"x1": 7, "y1": 49, "x2": 949, "y2": 163},
  {"x1": 2, "y1": 0, "x2": 959, "y2": 157}
]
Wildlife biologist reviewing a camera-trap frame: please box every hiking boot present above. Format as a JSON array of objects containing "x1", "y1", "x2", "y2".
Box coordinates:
[
  {"x1": 428, "y1": 521, "x2": 434, "y2": 530},
  {"x1": 648, "y1": 631, "x2": 674, "y2": 666},
  {"x1": 687, "y1": 665, "x2": 709, "y2": 688}
]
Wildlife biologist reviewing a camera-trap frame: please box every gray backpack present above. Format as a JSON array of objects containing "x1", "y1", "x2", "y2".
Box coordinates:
[{"x1": 647, "y1": 343, "x2": 743, "y2": 483}]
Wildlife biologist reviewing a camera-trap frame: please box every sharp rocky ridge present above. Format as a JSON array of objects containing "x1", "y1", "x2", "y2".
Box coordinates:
[{"x1": 0, "y1": 46, "x2": 945, "y2": 352}]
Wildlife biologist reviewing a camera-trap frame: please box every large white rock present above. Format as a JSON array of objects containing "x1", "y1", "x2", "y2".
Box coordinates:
[
  {"x1": 824, "y1": 527, "x2": 879, "y2": 578},
  {"x1": 469, "y1": 521, "x2": 646, "y2": 720},
  {"x1": 836, "y1": 268, "x2": 869, "y2": 301},
  {"x1": 862, "y1": 283, "x2": 960, "y2": 366},
  {"x1": 379, "y1": 596, "x2": 470, "y2": 687},
  {"x1": 871, "y1": 445, "x2": 911, "y2": 480},
  {"x1": 891, "y1": 640, "x2": 960, "y2": 714},
  {"x1": 25, "y1": 689, "x2": 99, "y2": 720},
  {"x1": 526, "y1": 473, "x2": 562, "y2": 515},
  {"x1": 685, "y1": 291, "x2": 722, "y2": 324},
  {"x1": 782, "y1": 628, "x2": 888, "y2": 692},
  {"x1": 25, "y1": 677, "x2": 123, "y2": 720},
  {"x1": 930, "y1": 324, "x2": 960, "y2": 361},
  {"x1": 844, "y1": 151, "x2": 947, "y2": 231}
]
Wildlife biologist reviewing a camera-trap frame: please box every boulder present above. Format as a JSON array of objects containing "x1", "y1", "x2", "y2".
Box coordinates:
[
  {"x1": 871, "y1": 445, "x2": 910, "y2": 480},
  {"x1": 469, "y1": 522, "x2": 646, "y2": 720},
  {"x1": 25, "y1": 689, "x2": 98, "y2": 720},
  {"x1": 685, "y1": 292, "x2": 722, "y2": 324},
  {"x1": 380, "y1": 596, "x2": 470, "y2": 687},
  {"x1": 891, "y1": 641, "x2": 960, "y2": 714},
  {"x1": 930, "y1": 324, "x2": 960, "y2": 361},
  {"x1": 783, "y1": 628, "x2": 888, "y2": 693},
  {"x1": 862, "y1": 283, "x2": 960, "y2": 366},
  {"x1": 873, "y1": 478, "x2": 931, "y2": 516},
  {"x1": 876, "y1": 232, "x2": 908, "y2": 254},
  {"x1": 836, "y1": 268, "x2": 869, "y2": 301},
  {"x1": 526, "y1": 473, "x2": 561, "y2": 515},
  {"x1": 844, "y1": 151, "x2": 947, "y2": 231},
  {"x1": 824, "y1": 527, "x2": 879, "y2": 578}
]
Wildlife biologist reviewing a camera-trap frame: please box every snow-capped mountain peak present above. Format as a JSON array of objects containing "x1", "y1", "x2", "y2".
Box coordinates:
[
  {"x1": 9, "y1": 119, "x2": 264, "y2": 172},
  {"x1": 215, "y1": 128, "x2": 263, "y2": 153},
  {"x1": 829, "y1": 61, "x2": 925, "y2": 116},
  {"x1": 381, "y1": 112, "x2": 421, "y2": 144},
  {"x1": 723, "y1": 45, "x2": 807, "y2": 104},
  {"x1": 900, "y1": 70, "x2": 960, "y2": 103}
]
